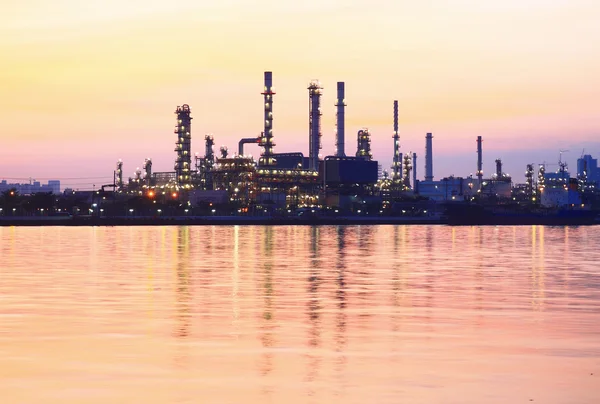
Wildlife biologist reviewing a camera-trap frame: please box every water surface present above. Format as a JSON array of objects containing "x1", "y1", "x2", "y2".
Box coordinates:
[{"x1": 1, "y1": 225, "x2": 599, "y2": 403}]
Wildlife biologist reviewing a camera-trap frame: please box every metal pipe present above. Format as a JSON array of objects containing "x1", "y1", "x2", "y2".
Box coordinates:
[
  {"x1": 259, "y1": 71, "x2": 276, "y2": 166},
  {"x1": 238, "y1": 137, "x2": 260, "y2": 156},
  {"x1": 425, "y1": 133, "x2": 433, "y2": 181},
  {"x1": 412, "y1": 152, "x2": 417, "y2": 191},
  {"x1": 335, "y1": 82, "x2": 346, "y2": 157},
  {"x1": 392, "y1": 100, "x2": 401, "y2": 182},
  {"x1": 476, "y1": 136, "x2": 483, "y2": 189},
  {"x1": 174, "y1": 104, "x2": 192, "y2": 187},
  {"x1": 143, "y1": 158, "x2": 152, "y2": 186},
  {"x1": 308, "y1": 80, "x2": 323, "y2": 171}
]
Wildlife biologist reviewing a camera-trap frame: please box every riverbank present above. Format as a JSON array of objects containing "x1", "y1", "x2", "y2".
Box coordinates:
[{"x1": 0, "y1": 215, "x2": 445, "y2": 227}]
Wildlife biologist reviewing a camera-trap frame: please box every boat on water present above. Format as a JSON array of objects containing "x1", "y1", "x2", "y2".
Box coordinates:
[{"x1": 444, "y1": 202, "x2": 598, "y2": 226}]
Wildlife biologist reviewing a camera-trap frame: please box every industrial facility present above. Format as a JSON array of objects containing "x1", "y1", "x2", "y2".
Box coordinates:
[
  {"x1": 1, "y1": 71, "x2": 597, "y2": 224},
  {"x1": 95, "y1": 70, "x2": 600, "y2": 218}
]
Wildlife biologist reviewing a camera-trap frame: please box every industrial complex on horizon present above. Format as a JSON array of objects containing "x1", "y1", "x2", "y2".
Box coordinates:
[{"x1": 2, "y1": 71, "x2": 599, "y2": 217}]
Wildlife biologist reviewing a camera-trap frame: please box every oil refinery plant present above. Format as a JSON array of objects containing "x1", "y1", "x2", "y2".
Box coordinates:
[{"x1": 105, "y1": 71, "x2": 599, "y2": 219}]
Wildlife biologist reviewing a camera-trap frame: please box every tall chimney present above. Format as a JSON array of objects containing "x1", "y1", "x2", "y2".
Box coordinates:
[
  {"x1": 412, "y1": 152, "x2": 417, "y2": 190},
  {"x1": 476, "y1": 136, "x2": 483, "y2": 190},
  {"x1": 425, "y1": 132, "x2": 433, "y2": 181},
  {"x1": 335, "y1": 82, "x2": 346, "y2": 157},
  {"x1": 259, "y1": 71, "x2": 276, "y2": 166},
  {"x1": 308, "y1": 80, "x2": 323, "y2": 171},
  {"x1": 392, "y1": 100, "x2": 401, "y2": 182}
]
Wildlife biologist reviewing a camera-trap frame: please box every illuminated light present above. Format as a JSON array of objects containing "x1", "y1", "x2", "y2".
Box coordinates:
[
  {"x1": 148, "y1": 190, "x2": 155, "y2": 198},
  {"x1": 172, "y1": 192, "x2": 178, "y2": 198}
]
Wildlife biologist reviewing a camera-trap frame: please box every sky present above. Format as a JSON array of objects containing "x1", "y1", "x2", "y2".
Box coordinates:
[{"x1": 1, "y1": 0, "x2": 599, "y2": 190}]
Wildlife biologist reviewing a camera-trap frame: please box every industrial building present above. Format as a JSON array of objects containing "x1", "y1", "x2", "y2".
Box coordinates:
[
  {"x1": 578, "y1": 154, "x2": 600, "y2": 186},
  {"x1": 0, "y1": 180, "x2": 61, "y2": 195},
  {"x1": 104, "y1": 70, "x2": 597, "y2": 215},
  {"x1": 111, "y1": 71, "x2": 383, "y2": 213}
]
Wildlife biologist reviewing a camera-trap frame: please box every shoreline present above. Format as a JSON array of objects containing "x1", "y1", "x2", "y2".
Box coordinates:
[
  {"x1": 1, "y1": 215, "x2": 599, "y2": 227},
  {"x1": 0, "y1": 216, "x2": 445, "y2": 227}
]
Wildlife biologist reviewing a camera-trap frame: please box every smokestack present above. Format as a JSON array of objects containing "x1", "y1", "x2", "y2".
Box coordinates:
[
  {"x1": 392, "y1": 100, "x2": 401, "y2": 181},
  {"x1": 412, "y1": 152, "x2": 417, "y2": 190},
  {"x1": 477, "y1": 136, "x2": 483, "y2": 189},
  {"x1": 308, "y1": 80, "x2": 323, "y2": 171},
  {"x1": 335, "y1": 82, "x2": 346, "y2": 157},
  {"x1": 495, "y1": 158, "x2": 502, "y2": 178},
  {"x1": 174, "y1": 104, "x2": 192, "y2": 187},
  {"x1": 425, "y1": 133, "x2": 433, "y2": 181},
  {"x1": 259, "y1": 71, "x2": 276, "y2": 166}
]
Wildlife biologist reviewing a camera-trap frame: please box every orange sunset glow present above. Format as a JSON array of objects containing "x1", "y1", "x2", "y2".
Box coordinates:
[{"x1": 1, "y1": 0, "x2": 599, "y2": 188}]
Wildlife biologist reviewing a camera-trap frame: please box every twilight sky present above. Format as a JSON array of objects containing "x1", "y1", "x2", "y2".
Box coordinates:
[{"x1": 1, "y1": 0, "x2": 599, "y2": 189}]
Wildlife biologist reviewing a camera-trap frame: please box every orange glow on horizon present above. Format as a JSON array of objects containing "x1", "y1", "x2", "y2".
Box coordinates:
[{"x1": 1, "y1": 1, "x2": 599, "y2": 187}]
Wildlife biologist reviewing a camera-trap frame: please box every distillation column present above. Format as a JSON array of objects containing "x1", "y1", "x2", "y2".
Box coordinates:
[
  {"x1": 220, "y1": 146, "x2": 228, "y2": 159},
  {"x1": 143, "y1": 158, "x2": 152, "y2": 186},
  {"x1": 174, "y1": 104, "x2": 192, "y2": 187},
  {"x1": 476, "y1": 136, "x2": 483, "y2": 191},
  {"x1": 525, "y1": 164, "x2": 534, "y2": 198},
  {"x1": 412, "y1": 152, "x2": 417, "y2": 190},
  {"x1": 402, "y1": 152, "x2": 413, "y2": 189},
  {"x1": 259, "y1": 71, "x2": 276, "y2": 166},
  {"x1": 537, "y1": 164, "x2": 545, "y2": 194},
  {"x1": 356, "y1": 129, "x2": 373, "y2": 161},
  {"x1": 335, "y1": 82, "x2": 346, "y2": 157},
  {"x1": 308, "y1": 80, "x2": 323, "y2": 171},
  {"x1": 203, "y1": 135, "x2": 215, "y2": 190},
  {"x1": 425, "y1": 133, "x2": 433, "y2": 181},
  {"x1": 115, "y1": 160, "x2": 123, "y2": 190},
  {"x1": 392, "y1": 100, "x2": 401, "y2": 182},
  {"x1": 204, "y1": 135, "x2": 215, "y2": 170},
  {"x1": 495, "y1": 159, "x2": 502, "y2": 178}
]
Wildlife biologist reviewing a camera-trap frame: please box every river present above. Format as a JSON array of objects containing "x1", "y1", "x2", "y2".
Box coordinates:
[{"x1": 1, "y1": 225, "x2": 599, "y2": 403}]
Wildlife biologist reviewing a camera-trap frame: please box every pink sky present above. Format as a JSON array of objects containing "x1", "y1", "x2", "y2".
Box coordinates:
[{"x1": 1, "y1": 1, "x2": 599, "y2": 189}]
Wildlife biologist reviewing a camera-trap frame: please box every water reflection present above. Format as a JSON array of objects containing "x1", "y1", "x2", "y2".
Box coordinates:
[
  {"x1": 1, "y1": 225, "x2": 600, "y2": 404},
  {"x1": 355, "y1": 226, "x2": 374, "y2": 329},
  {"x1": 174, "y1": 226, "x2": 191, "y2": 369},
  {"x1": 232, "y1": 225, "x2": 240, "y2": 339},
  {"x1": 305, "y1": 226, "x2": 322, "y2": 401},
  {"x1": 259, "y1": 226, "x2": 275, "y2": 380},
  {"x1": 334, "y1": 226, "x2": 348, "y2": 397},
  {"x1": 531, "y1": 226, "x2": 546, "y2": 311}
]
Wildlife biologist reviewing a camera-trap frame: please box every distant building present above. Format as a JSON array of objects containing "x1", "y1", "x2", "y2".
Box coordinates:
[
  {"x1": 416, "y1": 177, "x2": 479, "y2": 201},
  {"x1": 577, "y1": 154, "x2": 600, "y2": 185},
  {"x1": 416, "y1": 176, "x2": 512, "y2": 201},
  {"x1": 0, "y1": 180, "x2": 60, "y2": 195},
  {"x1": 48, "y1": 180, "x2": 61, "y2": 194}
]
